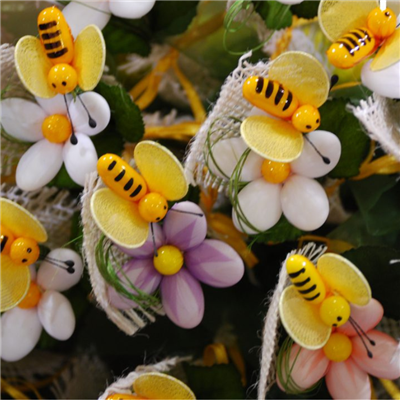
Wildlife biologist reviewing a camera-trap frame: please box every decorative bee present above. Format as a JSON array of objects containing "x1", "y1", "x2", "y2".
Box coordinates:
[
  {"x1": 241, "y1": 51, "x2": 331, "y2": 163},
  {"x1": 0, "y1": 198, "x2": 48, "y2": 312},
  {"x1": 279, "y1": 253, "x2": 372, "y2": 350},
  {"x1": 14, "y1": 6, "x2": 105, "y2": 99},
  {"x1": 319, "y1": 0, "x2": 399, "y2": 71},
  {"x1": 91, "y1": 141, "x2": 189, "y2": 249}
]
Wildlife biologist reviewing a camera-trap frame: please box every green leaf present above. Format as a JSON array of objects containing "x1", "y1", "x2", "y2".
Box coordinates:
[
  {"x1": 319, "y1": 99, "x2": 370, "y2": 178},
  {"x1": 183, "y1": 363, "x2": 245, "y2": 399},
  {"x1": 257, "y1": 1, "x2": 293, "y2": 30},
  {"x1": 47, "y1": 165, "x2": 82, "y2": 190},
  {"x1": 95, "y1": 81, "x2": 144, "y2": 143},
  {"x1": 252, "y1": 216, "x2": 304, "y2": 244},
  {"x1": 149, "y1": 1, "x2": 199, "y2": 38},
  {"x1": 91, "y1": 125, "x2": 125, "y2": 157},
  {"x1": 343, "y1": 246, "x2": 400, "y2": 319},
  {"x1": 290, "y1": 0, "x2": 320, "y2": 19}
]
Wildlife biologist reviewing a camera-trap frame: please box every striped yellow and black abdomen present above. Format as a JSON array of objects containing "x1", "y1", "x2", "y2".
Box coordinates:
[
  {"x1": 38, "y1": 6, "x2": 74, "y2": 65},
  {"x1": 98, "y1": 154, "x2": 148, "y2": 203},
  {"x1": 0, "y1": 225, "x2": 15, "y2": 255},
  {"x1": 243, "y1": 76, "x2": 299, "y2": 119},
  {"x1": 286, "y1": 254, "x2": 326, "y2": 305},
  {"x1": 327, "y1": 27, "x2": 376, "y2": 69}
]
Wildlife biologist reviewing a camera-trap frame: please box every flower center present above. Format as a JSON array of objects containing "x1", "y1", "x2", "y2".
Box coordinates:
[
  {"x1": 138, "y1": 192, "x2": 168, "y2": 223},
  {"x1": 18, "y1": 282, "x2": 42, "y2": 309},
  {"x1": 323, "y1": 333, "x2": 352, "y2": 362},
  {"x1": 261, "y1": 159, "x2": 290, "y2": 184},
  {"x1": 42, "y1": 114, "x2": 72, "y2": 143},
  {"x1": 153, "y1": 245, "x2": 183, "y2": 276}
]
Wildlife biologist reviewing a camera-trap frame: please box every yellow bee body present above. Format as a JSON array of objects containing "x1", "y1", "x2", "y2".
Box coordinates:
[
  {"x1": 38, "y1": 7, "x2": 74, "y2": 65},
  {"x1": 97, "y1": 154, "x2": 148, "y2": 203}
]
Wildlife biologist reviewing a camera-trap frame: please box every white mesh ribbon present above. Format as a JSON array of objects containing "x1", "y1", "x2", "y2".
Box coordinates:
[{"x1": 81, "y1": 172, "x2": 164, "y2": 336}]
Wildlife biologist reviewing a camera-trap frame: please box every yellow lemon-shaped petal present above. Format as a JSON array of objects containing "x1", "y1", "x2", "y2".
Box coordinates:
[
  {"x1": 317, "y1": 253, "x2": 371, "y2": 306},
  {"x1": 371, "y1": 29, "x2": 400, "y2": 71},
  {"x1": 73, "y1": 25, "x2": 106, "y2": 91},
  {"x1": 279, "y1": 286, "x2": 331, "y2": 350},
  {"x1": 1, "y1": 256, "x2": 30, "y2": 312},
  {"x1": 0, "y1": 198, "x2": 47, "y2": 242},
  {"x1": 134, "y1": 141, "x2": 188, "y2": 201},
  {"x1": 90, "y1": 188, "x2": 148, "y2": 249},
  {"x1": 241, "y1": 116, "x2": 303, "y2": 162},
  {"x1": 269, "y1": 51, "x2": 330, "y2": 107},
  {"x1": 14, "y1": 36, "x2": 55, "y2": 98},
  {"x1": 133, "y1": 373, "x2": 195, "y2": 400}
]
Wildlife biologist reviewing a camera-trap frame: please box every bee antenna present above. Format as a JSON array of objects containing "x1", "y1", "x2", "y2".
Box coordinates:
[
  {"x1": 169, "y1": 209, "x2": 204, "y2": 218},
  {"x1": 150, "y1": 223, "x2": 158, "y2": 257},
  {"x1": 303, "y1": 134, "x2": 331, "y2": 164},
  {"x1": 330, "y1": 74, "x2": 339, "y2": 90},
  {"x1": 349, "y1": 317, "x2": 374, "y2": 358},
  {"x1": 77, "y1": 94, "x2": 97, "y2": 128},
  {"x1": 64, "y1": 95, "x2": 78, "y2": 145},
  {"x1": 44, "y1": 256, "x2": 75, "y2": 274}
]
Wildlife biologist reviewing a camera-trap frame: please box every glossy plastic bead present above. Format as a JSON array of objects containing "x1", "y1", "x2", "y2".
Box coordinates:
[
  {"x1": 106, "y1": 394, "x2": 143, "y2": 400},
  {"x1": 18, "y1": 282, "x2": 42, "y2": 309},
  {"x1": 9, "y1": 238, "x2": 40, "y2": 266},
  {"x1": 291, "y1": 105, "x2": 321, "y2": 133},
  {"x1": 367, "y1": 7, "x2": 396, "y2": 39},
  {"x1": 48, "y1": 63, "x2": 78, "y2": 95},
  {"x1": 42, "y1": 114, "x2": 72, "y2": 143},
  {"x1": 138, "y1": 193, "x2": 168, "y2": 223},
  {"x1": 323, "y1": 332, "x2": 353, "y2": 362},
  {"x1": 1, "y1": 225, "x2": 15, "y2": 255},
  {"x1": 261, "y1": 159, "x2": 290, "y2": 184},
  {"x1": 319, "y1": 295, "x2": 351, "y2": 327},
  {"x1": 153, "y1": 245, "x2": 183, "y2": 275}
]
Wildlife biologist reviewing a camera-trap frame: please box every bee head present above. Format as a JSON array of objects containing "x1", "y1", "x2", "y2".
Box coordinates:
[
  {"x1": 319, "y1": 295, "x2": 350, "y2": 328},
  {"x1": 138, "y1": 193, "x2": 168, "y2": 223},
  {"x1": 367, "y1": 7, "x2": 396, "y2": 39},
  {"x1": 291, "y1": 104, "x2": 321, "y2": 133},
  {"x1": 9, "y1": 237, "x2": 40, "y2": 266},
  {"x1": 48, "y1": 63, "x2": 78, "y2": 95}
]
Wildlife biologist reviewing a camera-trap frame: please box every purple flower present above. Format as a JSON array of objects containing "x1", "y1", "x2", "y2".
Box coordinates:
[{"x1": 107, "y1": 201, "x2": 245, "y2": 329}]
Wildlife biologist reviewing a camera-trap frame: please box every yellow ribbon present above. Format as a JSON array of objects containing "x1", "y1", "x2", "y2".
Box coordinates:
[
  {"x1": 1, "y1": 377, "x2": 42, "y2": 399},
  {"x1": 379, "y1": 379, "x2": 400, "y2": 399},
  {"x1": 298, "y1": 235, "x2": 354, "y2": 254}
]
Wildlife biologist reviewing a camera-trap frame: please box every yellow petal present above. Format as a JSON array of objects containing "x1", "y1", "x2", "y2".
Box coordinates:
[
  {"x1": 317, "y1": 253, "x2": 371, "y2": 306},
  {"x1": 133, "y1": 373, "x2": 195, "y2": 400},
  {"x1": 90, "y1": 188, "x2": 149, "y2": 249},
  {"x1": 279, "y1": 286, "x2": 331, "y2": 350},
  {"x1": 134, "y1": 141, "x2": 188, "y2": 201},
  {"x1": 14, "y1": 36, "x2": 55, "y2": 98},
  {"x1": 1, "y1": 256, "x2": 30, "y2": 312},
  {"x1": 269, "y1": 51, "x2": 330, "y2": 107},
  {"x1": 73, "y1": 25, "x2": 105, "y2": 91},
  {"x1": 0, "y1": 198, "x2": 47, "y2": 242},
  {"x1": 371, "y1": 29, "x2": 400, "y2": 71},
  {"x1": 318, "y1": 0, "x2": 378, "y2": 42},
  {"x1": 240, "y1": 116, "x2": 303, "y2": 162}
]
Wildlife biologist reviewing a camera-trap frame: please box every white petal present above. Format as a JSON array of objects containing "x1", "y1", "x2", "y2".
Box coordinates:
[
  {"x1": 1, "y1": 98, "x2": 46, "y2": 142},
  {"x1": 233, "y1": 178, "x2": 282, "y2": 234},
  {"x1": 29, "y1": 264, "x2": 37, "y2": 281},
  {"x1": 63, "y1": 133, "x2": 98, "y2": 186},
  {"x1": 361, "y1": 60, "x2": 400, "y2": 99},
  {"x1": 35, "y1": 94, "x2": 71, "y2": 116},
  {"x1": 62, "y1": 0, "x2": 111, "y2": 39},
  {"x1": 277, "y1": 0, "x2": 304, "y2": 4},
  {"x1": 16, "y1": 139, "x2": 63, "y2": 191},
  {"x1": 208, "y1": 137, "x2": 262, "y2": 181},
  {"x1": 109, "y1": 0, "x2": 156, "y2": 19},
  {"x1": 38, "y1": 291, "x2": 75, "y2": 341},
  {"x1": 1, "y1": 307, "x2": 42, "y2": 362},
  {"x1": 248, "y1": 107, "x2": 279, "y2": 119},
  {"x1": 69, "y1": 92, "x2": 111, "y2": 136},
  {"x1": 37, "y1": 248, "x2": 83, "y2": 292},
  {"x1": 281, "y1": 175, "x2": 329, "y2": 231},
  {"x1": 291, "y1": 130, "x2": 341, "y2": 178}
]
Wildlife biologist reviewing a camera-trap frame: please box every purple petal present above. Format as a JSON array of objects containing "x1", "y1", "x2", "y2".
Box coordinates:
[
  {"x1": 185, "y1": 239, "x2": 245, "y2": 287},
  {"x1": 163, "y1": 201, "x2": 207, "y2": 251},
  {"x1": 108, "y1": 258, "x2": 162, "y2": 310},
  {"x1": 161, "y1": 268, "x2": 204, "y2": 329},
  {"x1": 116, "y1": 223, "x2": 165, "y2": 258}
]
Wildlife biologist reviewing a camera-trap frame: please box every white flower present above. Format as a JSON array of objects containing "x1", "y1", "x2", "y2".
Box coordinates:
[
  {"x1": 1, "y1": 92, "x2": 111, "y2": 191},
  {"x1": 208, "y1": 132, "x2": 341, "y2": 234}
]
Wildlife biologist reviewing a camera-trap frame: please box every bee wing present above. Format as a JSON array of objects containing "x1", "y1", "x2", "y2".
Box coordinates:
[
  {"x1": 371, "y1": 29, "x2": 400, "y2": 71},
  {"x1": 14, "y1": 36, "x2": 55, "y2": 99},
  {"x1": 0, "y1": 256, "x2": 30, "y2": 312},
  {"x1": 134, "y1": 141, "x2": 189, "y2": 201},
  {"x1": 73, "y1": 25, "x2": 106, "y2": 91},
  {"x1": 269, "y1": 51, "x2": 330, "y2": 107},
  {"x1": 240, "y1": 116, "x2": 304, "y2": 162},
  {"x1": 133, "y1": 372, "x2": 195, "y2": 400},
  {"x1": 318, "y1": 0, "x2": 378, "y2": 42},
  {"x1": 317, "y1": 253, "x2": 371, "y2": 306},
  {"x1": 0, "y1": 198, "x2": 47, "y2": 242},
  {"x1": 90, "y1": 188, "x2": 149, "y2": 249},
  {"x1": 279, "y1": 285, "x2": 331, "y2": 350}
]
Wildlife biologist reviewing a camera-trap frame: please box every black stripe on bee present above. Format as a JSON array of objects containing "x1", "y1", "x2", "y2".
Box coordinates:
[
  {"x1": 108, "y1": 161, "x2": 117, "y2": 170},
  {"x1": 42, "y1": 30, "x2": 61, "y2": 40},
  {"x1": 299, "y1": 285, "x2": 317, "y2": 295},
  {"x1": 338, "y1": 41, "x2": 355, "y2": 56},
  {"x1": 255, "y1": 77, "x2": 264, "y2": 93},
  {"x1": 294, "y1": 277, "x2": 310, "y2": 287},
  {"x1": 288, "y1": 268, "x2": 306, "y2": 278},
  {"x1": 0, "y1": 236, "x2": 8, "y2": 252},
  {"x1": 124, "y1": 178, "x2": 134, "y2": 191},
  {"x1": 351, "y1": 31, "x2": 366, "y2": 46},
  {"x1": 343, "y1": 35, "x2": 359, "y2": 49},
  {"x1": 274, "y1": 85, "x2": 285, "y2": 105},
  {"x1": 130, "y1": 185, "x2": 143, "y2": 198},
  {"x1": 304, "y1": 293, "x2": 321, "y2": 301},
  {"x1": 357, "y1": 29, "x2": 371, "y2": 42},
  {"x1": 114, "y1": 169, "x2": 125, "y2": 182},
  {"x1": 47, "y1": 48, "x2": 68, "y2": 59},
  {"x1": 39, "y1": 21, "x2": 57, "y2": 30},
  {"x1": 44, "y1": 41, "x2": 62, "y2": 50},
  {"x1": 282, "y1": 91, "x2": 293, "y2": 111},
  {"x1": 265, "y1": 81, "x2": 274, "y2": 98}
]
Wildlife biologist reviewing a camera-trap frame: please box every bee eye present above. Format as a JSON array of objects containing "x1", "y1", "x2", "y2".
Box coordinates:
[
  {"x1": 316, "y1": 119, "x2": 320, "y2": 123},
  {"x1": 27, "y1": 248, "x2": 32, "y2": 253},
  {"x1": 385, "y1": 11, "x2": 390, "y2": 16},
  {"x1": 332, "y1": 323, "x2": 338, "y2": 327},
  {"x1": 337, "y1": 316, "x2": 342, "y2": 321},
  {"x1": 62, "y1": 81, "x2": 67, "y2": 86},
  {"x1": 306, "y1": 124, "x2": 312, "y2": 129},
  {"x1": 52, "y1": 83, "x2": 56, "y2": 88}
]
